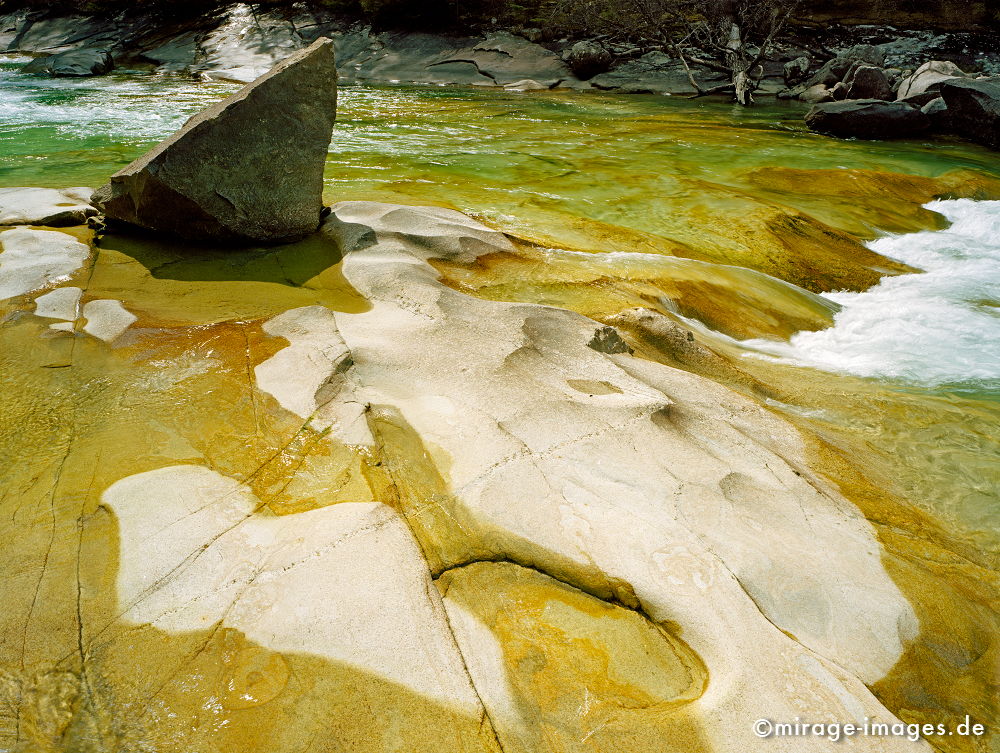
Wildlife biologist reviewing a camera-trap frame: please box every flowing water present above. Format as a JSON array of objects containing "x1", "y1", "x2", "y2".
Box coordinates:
[{"x1": 1, "y1": 57, "x2": 998, "y2": 554}]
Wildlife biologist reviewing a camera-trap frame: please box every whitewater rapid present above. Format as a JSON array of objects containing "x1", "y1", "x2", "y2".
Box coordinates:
[{"x1": 744, "y1": 199, "x2": 1000, "y2": 387}]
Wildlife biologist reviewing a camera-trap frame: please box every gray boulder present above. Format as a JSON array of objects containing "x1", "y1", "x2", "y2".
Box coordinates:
[
  {"x1": 93, "y1": 37, "x2": 338, "y2": 243},
  {"x1": 783, "y1": 55, "x2": 810, "y2": 85},
  {"x1": 940, "y1": 78, "x2": 1000, "y2": 149},
  {"x1": 896, "y1": 60, "x2": 967, "y2": 101},
  {"x1": 564, "y1": 40, "x2": 612, "y2": 80},
  {"x1": 22, "y1": 48, "x2": 114, "y2": 77},
  {"x1": 842, "y1": 44, "x2": 885, "y2": 67},
  {"x1": 846, "y1": 66, "x2": 893, "y2": 100},
  {"x1": 805, "y1": 100, "x2": 929, "y2": 140}
]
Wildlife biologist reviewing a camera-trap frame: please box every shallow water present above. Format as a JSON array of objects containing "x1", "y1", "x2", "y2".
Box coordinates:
[{"x1": 1, "y1": 56, "x2": 997, "y2": 552}]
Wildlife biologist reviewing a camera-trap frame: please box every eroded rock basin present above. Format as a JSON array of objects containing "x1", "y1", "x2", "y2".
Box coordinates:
[{"x1": 1, "y1": 75, "x2": 998, "y2": 753}]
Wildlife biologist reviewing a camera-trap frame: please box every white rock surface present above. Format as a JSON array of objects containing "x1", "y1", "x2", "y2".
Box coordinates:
[
  {"x1": 258, "y1": 201, "x2": 927, "y2": 751},
  {"x1": 34, "y1": 285, "x2": 82, "y2": 321},
  {"x1": 0, "y1": 228, "x2": 90, "y2": 300},
  {"x1": 0, "y1": 187, "x2": 97, "y2": 226},
  {"x1": 103, "y1": 465, "x2": 484, "y2": 712},
  {"x1": 193, "y1": 4, "x2": 304, "y2": 83},
  {"x1": 81, "y1": 298, "x2": 137, "y2": 342},
  {"x1": 896, "y1": 60, "x2": 968, "y2": 100}
]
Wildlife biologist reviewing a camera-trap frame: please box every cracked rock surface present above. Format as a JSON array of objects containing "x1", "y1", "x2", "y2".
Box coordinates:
[{"x1": 0, "y1": 200, "x2": 987, "y2": 752}]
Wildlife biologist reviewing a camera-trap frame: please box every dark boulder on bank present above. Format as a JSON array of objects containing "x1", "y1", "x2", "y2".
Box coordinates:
[
  {"x1": 805, "y1": 99, "x2": 929, "y2": 139},
  {"x1": 846, "y1": 66, "x2": 893, "y2": 100},
  {"x1": 93, "y1": 37, "x2": 338, "y2": 244},
  {"x1": 22, "y1": 48, "x2": 114, "y2": 77},
  {"x1": 940, "y1": 78, "x2": 1000, "y2": 150},
  {"x1": 564, "y1": 40, "x2": 612, "y2": 80}
]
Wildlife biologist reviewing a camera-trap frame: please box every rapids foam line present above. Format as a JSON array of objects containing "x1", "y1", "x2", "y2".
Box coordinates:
[{"x1": 744, "y1": 199, "x2": 1000, "y2": 387}]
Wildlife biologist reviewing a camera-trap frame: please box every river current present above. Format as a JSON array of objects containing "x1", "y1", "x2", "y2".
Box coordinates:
[{"x1": 1, "y1": 55, "x2": 998, "y2": 554}]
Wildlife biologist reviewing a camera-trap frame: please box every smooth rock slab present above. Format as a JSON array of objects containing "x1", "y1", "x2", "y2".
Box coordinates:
[
  {"x1": 0, "y1": 228, "x2": 90, "y2": 300},
  {"x1": 805, "y1": 99, "x2": 929, "y2": 140},
  {"x1": 93, "y1": 37, "x2": 337, "y2": 243},
  {"x1": 0, "y1": 186, "x2": 97, "y2": 226}
]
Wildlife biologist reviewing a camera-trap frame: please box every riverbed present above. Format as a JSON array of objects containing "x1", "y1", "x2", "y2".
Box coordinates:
[{"x1": 1, "y1": 56, "x2": 998, "y2": 753}]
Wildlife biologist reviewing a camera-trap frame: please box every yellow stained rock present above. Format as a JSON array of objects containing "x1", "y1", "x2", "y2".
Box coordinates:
[{"x1": 437, "y1": 561, "x2": 709, "y2": 753}]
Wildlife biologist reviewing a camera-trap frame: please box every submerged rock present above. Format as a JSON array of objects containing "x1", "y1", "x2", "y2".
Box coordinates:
[
  {"x1": 940, "y1": 77, "x2": 1000, "y2": 149},
  {"x1": 805, "y1": 99, "x2": 929, "y2": 139},
  {"x1": 0, "y1": 186, "x2": 97, "y2": 226},
  {"x1": 92, "y1": 37, "x2": 337, "y2": 243}
]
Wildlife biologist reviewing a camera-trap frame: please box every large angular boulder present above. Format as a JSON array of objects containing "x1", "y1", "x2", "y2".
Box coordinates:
[
  {"x1": 805, "y1": 100, "x2": 929, "y2": 140},
  {"x1": 93, "y1": 38, "x2": 337, "y2": 243},
  {"x1": 940, "y1": 78, "x2": 1000, "y2": 149}
]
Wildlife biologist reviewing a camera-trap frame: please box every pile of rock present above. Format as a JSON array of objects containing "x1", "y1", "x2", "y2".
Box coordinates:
[{"x1": 787, "y1": 52, "x2": 999, "y2": 148}]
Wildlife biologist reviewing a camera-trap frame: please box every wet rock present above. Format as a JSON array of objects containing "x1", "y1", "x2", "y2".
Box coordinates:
[
  {"x1": 191, "y1": 4, "x2": 303, "y2": 83},
  {"x1": 846, "y1": 65, "x2": 894, "y2": 100},
  {"x1": 0, "y1": 228, "x2": 90, "y2": 300},
  {"x1": 22, "y1": 48, "x2": 114, "y2": 77},
  {"x1": 5, "y1": 13, "x2": 115, "y2": 53},
  {"x1": 0, "y1": 187, "x2": 97, "y2": 226},
  {"x1": 137, "y1": 31, "x2": 200, "y2": 73},
  {"x1": 896, "y1": 60, "x2": 967, "y2": 100},
  {"x1": 805, "y1": 99, "x2": 930, "y2": 139},
  {"x1": 800, "y1": 83, "x2": 834, "y2": 104},
  {"x1": 831, "y1": 81, "x2": 850, "y2": 100},
  {"x1": 591, "y1": 51, "x2": 725, "y2": 94},
  {"x1": 940, "y1": 77, "x2": 1000, "y2": 149},
  {"x1": 564, "y1": 40, "x2": 612, "y2": 80},
  {"x1": 783, "y1": 55, "x2": 811, "y2": 85},
  {"x1": 93, "y1": 38, "x2": 338, "y2": 244}
]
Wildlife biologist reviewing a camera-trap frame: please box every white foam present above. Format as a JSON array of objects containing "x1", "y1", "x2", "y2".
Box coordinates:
[{"x1": 744, "y1": 199, "x2": 1000, "y2": 386}]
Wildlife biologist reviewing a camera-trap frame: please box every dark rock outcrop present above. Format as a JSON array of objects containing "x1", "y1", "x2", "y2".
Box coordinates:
[
  {"x1": 92, "y1": 38, "x2": 337, "y2": 244},
  {"x1": 805, "y1": 100, "x2": 930, "y2": 140},
  {"x1": 22, "y1": 48, "x2": 114, "y2": 77},
  {"x1": 940, "y1": 78, "x2": 1000, "y2": 149}
]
